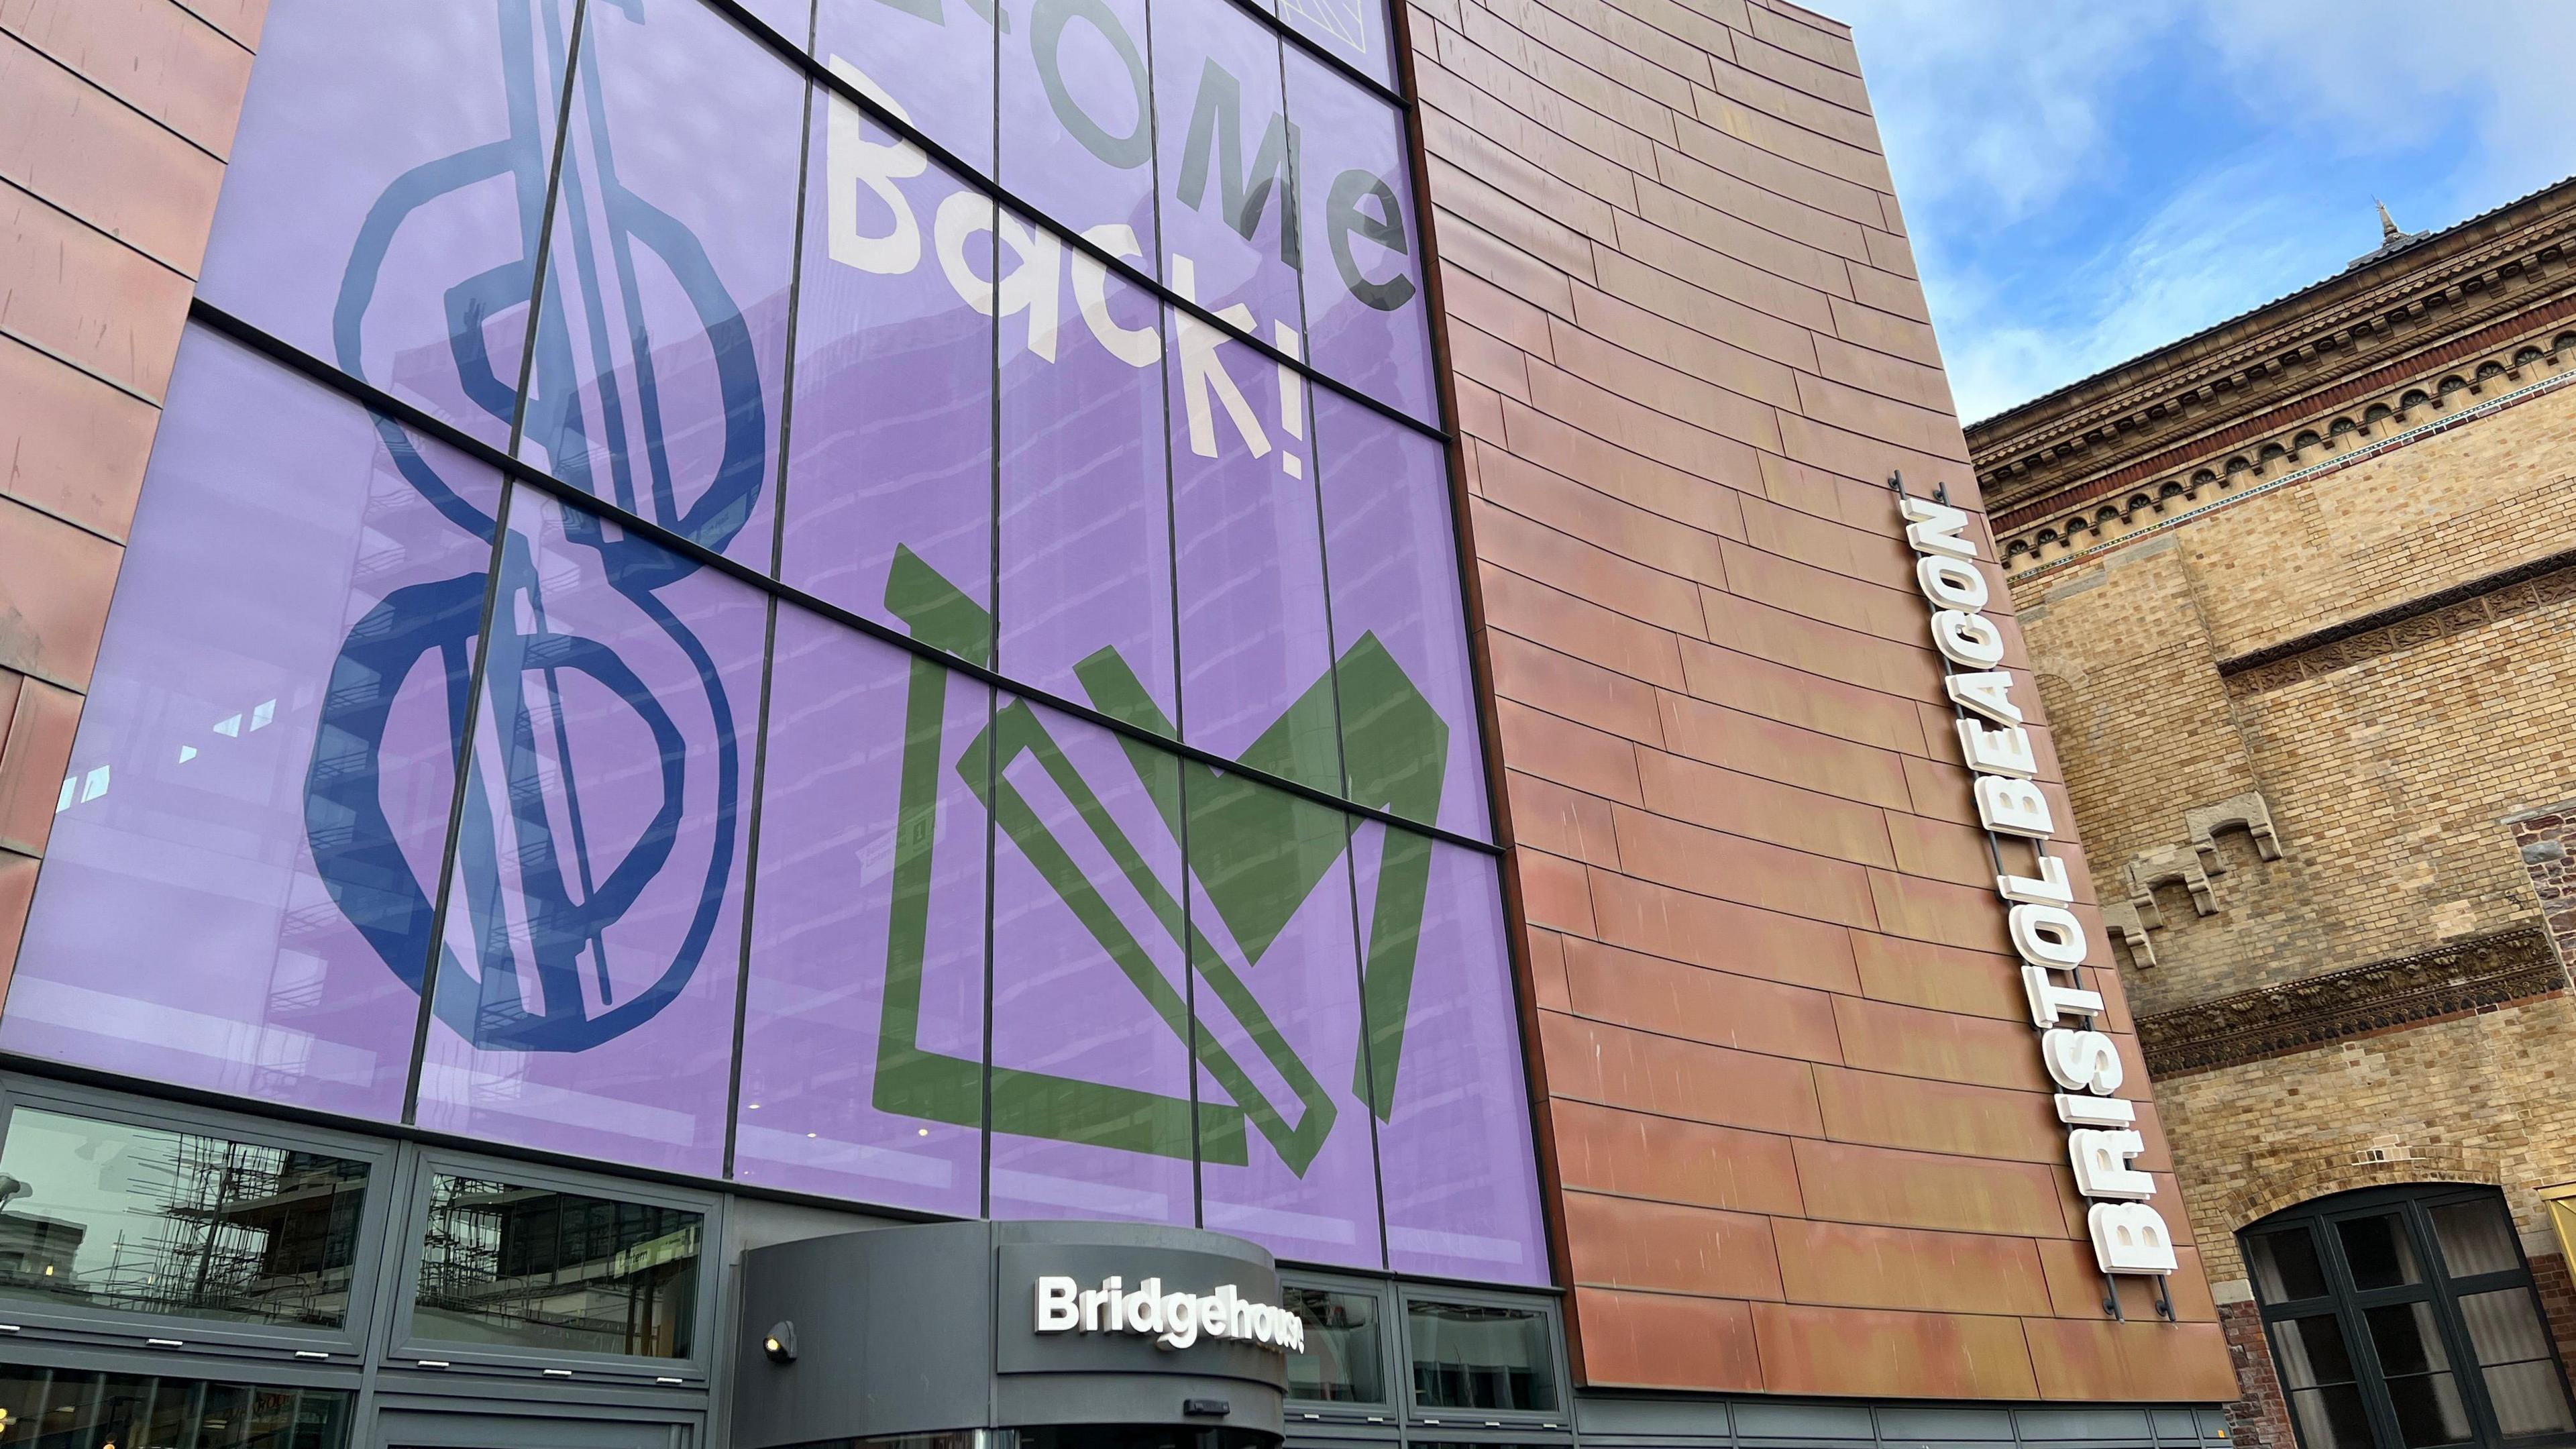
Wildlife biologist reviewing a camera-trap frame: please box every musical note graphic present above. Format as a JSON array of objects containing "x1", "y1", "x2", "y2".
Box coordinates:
[{"x1": 307, "y1": 0, "x2": 751, "y2": 1053}]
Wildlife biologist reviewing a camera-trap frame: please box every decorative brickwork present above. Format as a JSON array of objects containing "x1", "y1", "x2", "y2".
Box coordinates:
[
  {"x1": 2221, "y1": 547, "x2": 2576, "y2": 695},
  {"x1": 2218, "y1": 1300, "x2": 2296, "y2": 1449},
  {"x1": 2137, "y1": 926, "x2": 2564, "y2": 1076},
  {"x1": 2508, "y1": 803, "x2": 2576, "y2": 969},
  {"x1": 1977, "y1": 178, "x2": 2576, "y2": 1426}
]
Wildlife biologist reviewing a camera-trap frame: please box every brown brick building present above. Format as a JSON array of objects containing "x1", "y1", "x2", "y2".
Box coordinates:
[{"x1": 1972, "y1": 182, "x2": 2576, "y2": 1449}]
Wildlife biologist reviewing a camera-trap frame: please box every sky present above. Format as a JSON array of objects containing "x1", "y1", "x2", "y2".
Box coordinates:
[{"x1": 1826, "y1": 1, "x2": 2576, "y2": 425}]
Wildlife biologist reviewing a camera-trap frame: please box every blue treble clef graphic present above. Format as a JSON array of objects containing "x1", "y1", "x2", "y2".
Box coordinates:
[{"x1": 308, "y1": 0, "x2": 756, "y2": 1054}]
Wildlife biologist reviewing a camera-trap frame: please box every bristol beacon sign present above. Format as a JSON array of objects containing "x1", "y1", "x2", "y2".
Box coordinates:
[
  {"x1": 1897, "y1": 490, "x2": 2180, "y2": 1280},
  {"x1": 1034, "y1": 1274, "x2": 1308, "y2": 1354}
]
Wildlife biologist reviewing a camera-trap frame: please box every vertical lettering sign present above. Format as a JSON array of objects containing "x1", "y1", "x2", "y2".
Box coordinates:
[{"x1": 1897, "y1": 494, "x2": 2180, "y2": 1279}]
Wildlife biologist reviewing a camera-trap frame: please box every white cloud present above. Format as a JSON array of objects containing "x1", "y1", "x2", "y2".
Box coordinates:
[{"x1": 1825, "y1": 0, "x2": 2576, "y2": 421}]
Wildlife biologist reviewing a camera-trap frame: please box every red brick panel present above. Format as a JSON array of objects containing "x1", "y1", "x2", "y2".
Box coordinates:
[{"x1": 1407, "y1": 0, "x2": 2237, "y2": 1401}]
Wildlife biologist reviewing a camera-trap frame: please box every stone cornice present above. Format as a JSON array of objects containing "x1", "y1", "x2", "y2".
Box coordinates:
[
  {"x1": 1970, "y1": 178, "x2": 2576, "y2": 523},
  {"x1": 2136, "y1": 925, "x2": 2565, "y2": 1078}
]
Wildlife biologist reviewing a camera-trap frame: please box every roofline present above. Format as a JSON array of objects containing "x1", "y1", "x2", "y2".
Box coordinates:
[{"x1": 1965, "y1": 172, "x2": 2576, "y2": 439}]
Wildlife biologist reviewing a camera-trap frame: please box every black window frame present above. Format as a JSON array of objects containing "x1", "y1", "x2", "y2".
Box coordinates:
[
  {"x1": 1393, "y1": 1282, "x2": 1572, "y2": 1434},
  {"x1": 381, "y1": 1146, "x2": 724, "y2": 1388},
  {"x1": 2245, "y1": 1184, "x2": 2576, "y2": 1449},
  {"x1": 0, "y1": 1076, "x2": 396, "y2": 1361}
]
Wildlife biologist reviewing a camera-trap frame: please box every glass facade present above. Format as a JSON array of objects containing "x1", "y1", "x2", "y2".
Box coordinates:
[{"x1": 2, "y1": 0, "x2": 1542, "y2": 1286}]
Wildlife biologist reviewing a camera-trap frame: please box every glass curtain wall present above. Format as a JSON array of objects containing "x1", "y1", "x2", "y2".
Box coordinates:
[{"x1": 0, "y1": 0, "x2": 1545, "y2": 1287}]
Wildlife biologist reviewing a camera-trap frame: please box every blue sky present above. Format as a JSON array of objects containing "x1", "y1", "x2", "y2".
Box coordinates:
[{"x1": 1828, "y1": 1, "x2": 2576, "y2": 423}]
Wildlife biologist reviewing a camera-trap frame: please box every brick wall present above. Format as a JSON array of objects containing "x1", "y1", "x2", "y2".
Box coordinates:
[
  {"x1": 0, "y1": 0, "x2": 267, "y2": 998},
  {"x1": 2019, "y1": 386, "x2": 2576, "y2": 1018},
  {"x1": 2218, "y1": 1299, "x2": 2295, "y2": 1449},
  {"x1": 2510, "y1": 804, "x2": 2576, "y2": 968},
  {"x1": 1405, "y1": 0, "x2": 2234, "y2": 1400}
]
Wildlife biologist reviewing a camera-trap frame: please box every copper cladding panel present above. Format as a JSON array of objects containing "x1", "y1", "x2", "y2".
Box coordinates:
[{"x1": 1404, "y1": 0, "x2": 2233, "y2": 1400}]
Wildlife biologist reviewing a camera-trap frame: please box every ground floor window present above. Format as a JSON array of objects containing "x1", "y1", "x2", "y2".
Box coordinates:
[
  {"x1": 0, "y1": 1365, "x2": 353, "y2": 1449},
  {"x1": 2245, "y1": 1185, "x2": 2576, "y2": 1449}
]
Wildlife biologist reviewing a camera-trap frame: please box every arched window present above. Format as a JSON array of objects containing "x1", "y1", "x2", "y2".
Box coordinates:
[
  {"x1": 2440, "y1": 375, "x2": 2471, "y2": 398},
  {"x1": 2096, "y1": 504, "x2": 2122, "y2": 525},
  {"x1": 2004, "y1": 537, "x2": 2030, "y2": 559},
  {"x1": 2243, "y1": 1184, "x2": 2576, "y2": 1449},
  {"x1": 2296, "y1": 431, "x2": 2324, "y2": 451},
  {"x1": 2365, "y1": 405, "x2": 2394, "y2": 425},
  {"x1": 2127, "y1": 494, "x2": 2153, "y2": 513},
  {"x1": 2402, "y1": 390, "x2": 2432, "y2": 411},
  {"x1": 2192, "y1": 470, "x2": 2218, "y2": 487},
  {"x1": 2515, "y1": 348, "x2": 2545, "y2": 368},
  {"x1": 2331, "y1": 417, "x2": 2359, "y2": 437},
  {"x1": 2477, "y1": 361, "x2": 2507, "y2": 381},
  {"x1": 2035, "y1": 528, "x2": 2058, "y2": 546},
  {"x1": 2554, "y1": 332, "x2": 2576, "y2": 354}
]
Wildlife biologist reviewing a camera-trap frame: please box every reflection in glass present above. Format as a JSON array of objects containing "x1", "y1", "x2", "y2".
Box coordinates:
[
  {"x1": 1191, "y1": 777, "x2": 1383, "y2": 1271},
  {"x1": 1372, "y1": 843, "x2": 1547, "y2": 1285},
  {"x1": 735, "y1": 612, "x2": 989, "y2": 1217},
  {"x1": 2430, "y1": 1197, "x2": 2521, "y2": 1279},
  {"x1": 2457, "y1": 1288, "x2": 2576, "y2": 1435},
  {"x1": 1152, "y1": 0, "x2": 1301, "y2": 329},
  {"x1": 1277, "y1": 0, "x2": 1396, "y2": 85},
  {"x1": 816, "y1": 0, "x2": 996, "y2": 177},
  {"x1": 998, "y1": 213, "x2": 1176, "y2": 714},
  {"x1": 1314, "y1": 392, "x2": 1485, "y2": 838},
  {"x1": 411, "y1": 1175, "x2": 700, "y2": 1358},
  {"x1": 1286, "y1": 1286, "x2": 1387, "y2": 1402},
  {"x1": 515, "y1": 0, "x2": 803, "y2": 574},
  {"x1": 782, "y1": 113, "x2": 995, "y2": 654},
  {"x1": 985, "y1": 698, "x2": 1195, "y2": 1226},
  {"x1": 0, "y1": 1365, "x2": 352, "y2": 1449},
  {"x1": 0, "y1": 1108, "x2": 368, "y2": 1330},
  {"x1": 1287, "y1": 49, "x2": 1435, "y2": 421},
  {"x1": 2339, "y1": 1212, "x2": 2424, "y2": 1290},
  {"x1": 0, "y1": 328, "x2": 498, "y2": 1121},
  {"x1": 2274, "y1": 1313, "x2": 2371, "y2": 1449},
  {"x1": 1408, "y1": 1299, "x2": 1557, "y2": 1411},
  {"x1": 999, "y1": 0, "x2": 1157, "y2": 248},
  {"x1": 2249, "y1": 1226, "x2": 2329, "y2": 1304},
  {"x1": 415, "y1": 490, "x2": 766, "y2": 1178},
  {"x1": 199, "y1": 0, "x2": 571, "y2": 452},
  {"x1": 1168, "y1": 313, "x2": 1338, "y2": 792}
]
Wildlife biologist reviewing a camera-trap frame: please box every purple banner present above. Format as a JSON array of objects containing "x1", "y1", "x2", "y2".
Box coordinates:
[
  {"x1": 15, "y1": 0, "x2": 1551, "y2": 1287},
  {"x1": 1365, "y1": 835, "x2": 1548, "y2": 1285},
  {"x1": 413, "y1": 488, "x2": 767, "y2": 1177},
  {"x1": 515, "y1": 0, "x2": 804, "y2": 573},
  {"x1": 737, "y1": 606, "x2": 989, "y2": 1215},
  {"x1": 783, "y1": 106, "x2": 995, "y2": 652},
  {"x1": 2, "y1": 327, "x2": 496, "y2": 1119},
  {"x1": 199, "y1": 0, "x2": 570, "y2": 453},
  {"x1": 1316, "y1": 389, "x2": 1489, "y2": 839}
]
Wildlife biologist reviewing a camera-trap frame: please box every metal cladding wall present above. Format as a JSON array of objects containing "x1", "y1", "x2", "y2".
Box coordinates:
[{"x1": 1403, "y1": 0, "x2": 2241, "y2": 1400}]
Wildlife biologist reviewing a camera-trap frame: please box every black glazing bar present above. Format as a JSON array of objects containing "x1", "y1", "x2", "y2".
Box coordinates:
[
  {"x1": 191, "y1": 297, "x2": 1505, "y2": 863},
  {"x1": 686, "y1": 0, "x2": 1449, "y2": 449},
  {"x1": 1216, "y1": 0, "x2": 1407, "y2": 107}
]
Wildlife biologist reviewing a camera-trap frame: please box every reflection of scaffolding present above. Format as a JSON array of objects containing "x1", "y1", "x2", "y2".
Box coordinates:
[
  {"x1": 415, "y1": 1180, "x2": 699, "y2": 1356},
  {"x1": 46, "y1": 1132, "x2": 362, "y2": 1328}
]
